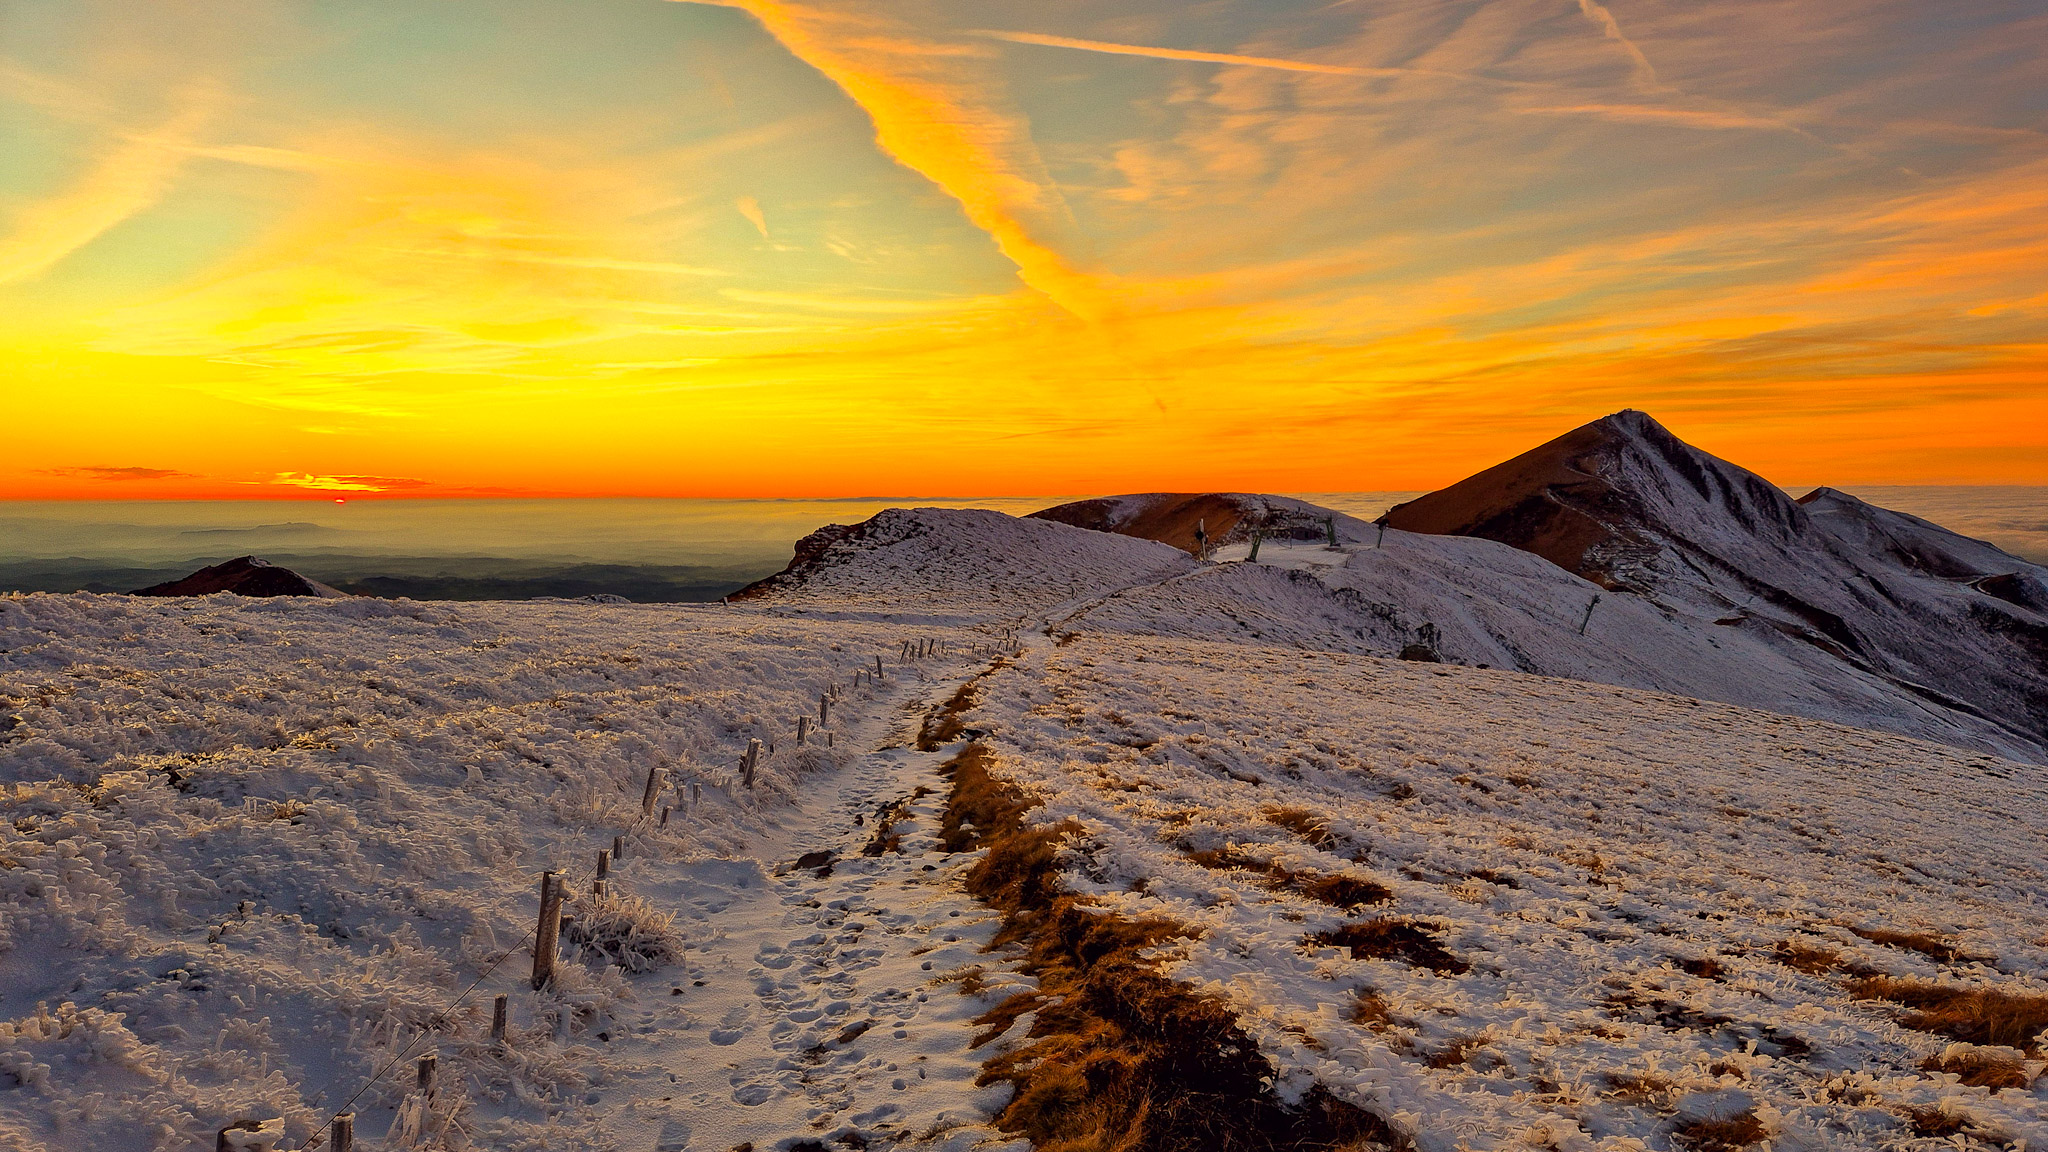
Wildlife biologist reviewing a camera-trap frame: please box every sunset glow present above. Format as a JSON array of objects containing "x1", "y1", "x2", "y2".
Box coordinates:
[{"x1": 6, "y1": 0, "x2": 2046, "y2": 498}]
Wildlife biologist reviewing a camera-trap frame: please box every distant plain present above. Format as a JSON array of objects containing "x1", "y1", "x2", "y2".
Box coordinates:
[{"x1": 4, "y1": 487, "x2": 2043, "y2": 600}]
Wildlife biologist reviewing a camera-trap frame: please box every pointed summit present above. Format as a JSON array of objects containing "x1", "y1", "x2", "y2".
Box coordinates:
[
  {"x1": 1385, "y1": 411, "x2": 2048, "y2": 754},
  {"x1": 1382, "y1": 410, "x2": 1804, "y2": 592}
]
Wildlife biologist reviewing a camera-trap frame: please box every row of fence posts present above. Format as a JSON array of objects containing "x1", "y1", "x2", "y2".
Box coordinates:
[{"x1": 247, "y1": 646, "x2": 919, "y2": 1152}]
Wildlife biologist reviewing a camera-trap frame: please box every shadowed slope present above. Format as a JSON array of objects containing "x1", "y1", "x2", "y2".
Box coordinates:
[{"x1": 131, "y1": 556, "x2": 348, "y2": 599}]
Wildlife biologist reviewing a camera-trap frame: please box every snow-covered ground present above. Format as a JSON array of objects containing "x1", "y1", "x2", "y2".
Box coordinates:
[
  {"x1": 950, "y1": 629, "x2": 2048, "y2": 1150},
  {"x1": 5, "y1": 501, "x2": 2045, "y2": 1152},
  {"x1": 0, "y1": 592, "x2": 1024, "y2": 1151}
]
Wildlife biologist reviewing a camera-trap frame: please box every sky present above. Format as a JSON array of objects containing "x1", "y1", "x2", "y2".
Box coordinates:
[{"x1": 4, "y1": 0, "x2": 2046, "y2": 499}]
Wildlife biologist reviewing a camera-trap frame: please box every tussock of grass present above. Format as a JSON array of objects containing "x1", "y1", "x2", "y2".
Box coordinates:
[
  {"x1": 1773, "y1": 940, "x2": 1839, "y2": 974},
  {"x1": 1264, "y1": 806, "x2": 1341, "y2": 851},
  {"x1": 943, "y1": 744, "x2": 1399, "y2": 1152},
  {"x1": 1182, "y1": 847, "x2": 1392, "y2": 910},
  {"x1": 1348, "y1": 991, "x2": 1396, "y2": 1031},
  {"x1": 1671, "y1": 1111, "x2": 1768, "y2": 1151},
  {"x1": 1845, "y1": 977, "x2": 2048, "y2": 1053},
  {"x1": 1602, "y1": 1072, "x2": 1671, "y2": 1104},
  {"x1": 564, "y1": 890, "x2": 684, "y2": 972},
  {"x1": 1903, "y1": 1104, "x2": 1968, "y2": 1138},
  {"x1": 1921, "y1": 1045, "x2": 2033, "y2": 1090},
  {"x1": 1847, "y1": 925, "x2": 1987, "y2": 964},
  {"x1": 1306, "y1": 919, "x2": 1468, "y2": 975}
]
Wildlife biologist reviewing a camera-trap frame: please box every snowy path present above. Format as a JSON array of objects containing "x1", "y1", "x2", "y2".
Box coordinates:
[{"x1": 599, "y1": 676, "x2": 1033, "y2": 1152}]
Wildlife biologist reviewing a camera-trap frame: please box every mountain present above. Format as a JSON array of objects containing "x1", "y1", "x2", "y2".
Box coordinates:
[
  {"x1": 730, "y1": 507, "x2": 1197, "y2": 621},
  {"x1": 1382, "y1": 410, "x2": 2048, "y2": 753},
  {"x1": 131, "y1": 556, "x2": 349, "y2": 599},
  {"x1": 1029, "y1": 492, "x2": 1373, "y2": 554}
]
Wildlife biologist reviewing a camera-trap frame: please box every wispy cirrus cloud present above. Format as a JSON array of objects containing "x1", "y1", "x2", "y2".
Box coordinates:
[
  {"x1": 0, "y1": 91, "x2": 213, "y2": 286},
  {"x1": 1573, "y1": 0, "x2": 1661, "y2": 90},
  {"x1": 38, "y1": 465, "x2": 198, "y2": 481},
  {"x1": 669, "y1": 0, "x2": 1107, "y2": 320},
  {"x1": 974, "y1": 29, "x2": 1548, "y2": 89}
]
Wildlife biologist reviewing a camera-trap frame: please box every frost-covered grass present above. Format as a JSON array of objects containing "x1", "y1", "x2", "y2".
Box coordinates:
[
  {"x1": 0, "y1": 592, "x2": 957, "y2": 1151},
  {"x1": 957, "y1": 634, "x2": 2048, "y2": 1151}
]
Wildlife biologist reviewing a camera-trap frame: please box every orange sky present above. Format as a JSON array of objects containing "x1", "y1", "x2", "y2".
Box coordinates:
[{"x1": 5, "y1": 0, "x2": 2045, "y2": 499}]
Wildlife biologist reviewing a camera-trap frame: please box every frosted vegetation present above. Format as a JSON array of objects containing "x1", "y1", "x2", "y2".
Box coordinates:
[{"x1": 2, "y1": 498, "x2": 2044, "y2": 1151}]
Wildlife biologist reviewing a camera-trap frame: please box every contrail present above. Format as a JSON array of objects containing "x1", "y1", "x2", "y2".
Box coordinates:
[
  {"x1": 976, "y1": 29, "x2": 1549, "y2": 89},
  {"x1": 1573, "y1": 0, "x2": 1660, "y2": 89}
]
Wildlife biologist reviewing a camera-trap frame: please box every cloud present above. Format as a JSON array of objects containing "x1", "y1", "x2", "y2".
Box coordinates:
[
  {"x1": 975, "y1": 29, "x2": 1544, "y2": 89},
  {"x1": 38, "y1": 465, "x2": 198, "y2": 481},
  {"x1": 1573, "y1": 0, "x2": 1661, "y2": 89},
  {"x1": 671, "y1": 0, "x2": 1107, "y2": 320},
  {"x1": 0, "y1": 92, "x2": 213, "y2": 286},
  {"x1": 735, "y1": 196, "x2": 770, "y2": 238},
  {"x1": 1515, "y1": 103, "x2": 1804, "y2": 133},
  {"x1": 267, "y1": 472, "x2": 431, "y2": 492}
]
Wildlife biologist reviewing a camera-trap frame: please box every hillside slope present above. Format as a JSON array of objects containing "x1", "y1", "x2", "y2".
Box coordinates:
[
  {"x1": 1382, "y1": 410, "x2": 2048, "y2": 753},
  {"x1": 946, "y1": 632, "x2": 2048, "y2": 1151}
]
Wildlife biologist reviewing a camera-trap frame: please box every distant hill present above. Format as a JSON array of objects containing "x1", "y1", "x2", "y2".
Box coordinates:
[
  {"x1": 1028, "y1": 492, "x2": 1371, "y2": 553},
  {"x1": 131, "y1": 556, "x2": 349, "y2": 599}
]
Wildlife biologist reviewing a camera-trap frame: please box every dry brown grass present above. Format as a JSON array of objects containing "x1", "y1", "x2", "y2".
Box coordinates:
[
  {"x1": 1921, "y1": 1047, "x2": 2033, "y2": 1090},
  {"x1": 1306, "y1": 919, "x2": 1468, "y2": 975},
  {"x1": 1676, "y1": 956, "x2": 1725, "y2": 980},
  {"x1": 1423, "y1": 1035, "x2": 1486, "y2": 1069},
  {"x1": 1845, "y1": 977, "x2": 2048, "y2": 1053},
  {"x1": 1264, "y1": 806, "x2": 1341, "y2": 851},
  {"x1": 1348, "y1": 990, "x2": 1397, "y2": 1032},
  {"x1": 1602, "y1": 1072, "x2": 1671, "y2": 1105},
  {"x1": 1902, "y1": 1104, "x2": 1969, "y2": 1138},
  {"x1": 919, "y1": 678, "x2": 985, "y2": 750},
  {"x1": 1670, "y1": 1111, "x2": 1768, "y2": 1151},
  {"x1": 1182, "y1": 846, "x2": 1392, "y2": 910},
  {"x1": 1773, "y1": 940, "x2": 1840, "y2": 974},
  {"x1": 941, "y1": 746, "x2": 1400, "y2": 1152},
  {"x1": 1847, "y1": 925, "x2": 1988, "y2": 964}
]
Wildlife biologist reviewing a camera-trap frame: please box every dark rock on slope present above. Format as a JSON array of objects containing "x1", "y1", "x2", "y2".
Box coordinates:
[
  {"x1": 1029, "y1": 492, "x2": 1370, "y2": 554},
  {"x1": 132, "y1": 556, "x2": 348, "y2": 599}
]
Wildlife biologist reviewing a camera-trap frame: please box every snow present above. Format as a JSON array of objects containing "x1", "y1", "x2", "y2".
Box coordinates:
[
  {"x1": 5, "y1": 497, "x2": 2045, "y2": 1151},
  {"x1": 0, "y1": 592, "x2": 1015, "y2": 1150},
  {"x1": 950, "y1": 630, "x2": 2048, "y2": 1151}
]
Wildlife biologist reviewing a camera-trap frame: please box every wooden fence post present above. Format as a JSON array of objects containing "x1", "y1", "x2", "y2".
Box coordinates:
[
  {"x1": 742, "y1": 739, "x2": 761, "y2": 789},
  {"x1": 417, "y1": 1052, "x2": 436, "y2": 1098},
  {"x1": 595, "y1": 848, "x2": 609, "y2": 881},
  {"x1": 797, "y1": 716, "x2": 810, "y2": 745},
  {"x1": 532, "y1": 871, "x2": 562, "y2": 990},
  {"x1": 491, "y1": 995, "x2": 508, "y2": 1044},
  {"x1": 874, "y1": 655, "x2": 883, "y2": 678},
  {"x1": 331, "y1": 1113, "x2": 353, "y2": 1152},
  {"x1": 641, "y1": 765, "x2": 666, "y2": 817},
  {"x1": 660, "y1": 806, "x2": 670, "y2": 828},
  {"x1": 611, "y1": 835, "x2": 624, "y2": 862},
  {"x1": 819, "y1": 694, "x2": 829, "y2": 726}
]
